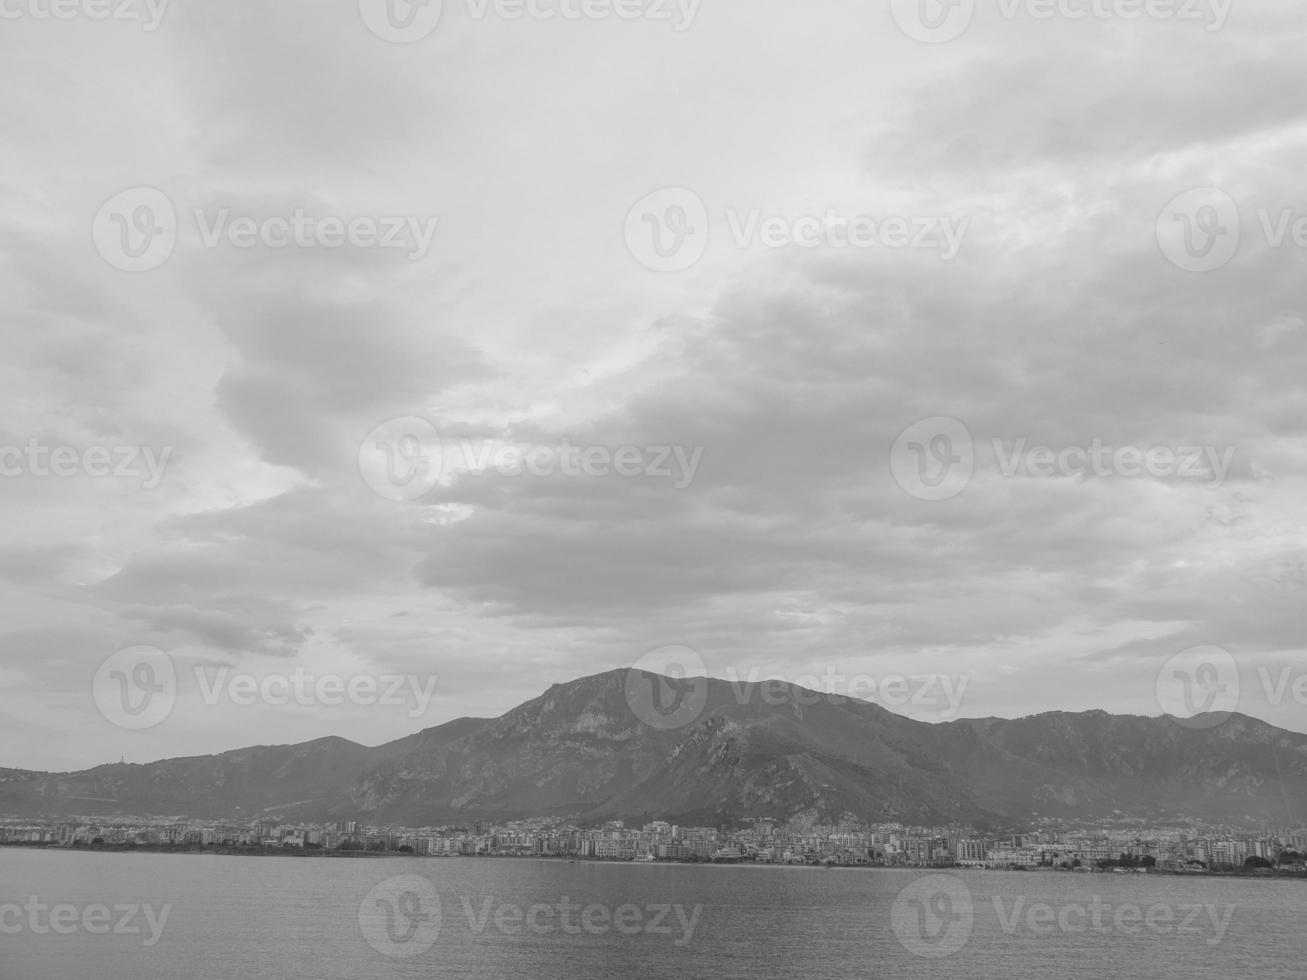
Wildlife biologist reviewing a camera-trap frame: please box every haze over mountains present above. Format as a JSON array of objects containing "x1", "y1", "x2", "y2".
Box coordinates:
[{"x1": 3, "y1": 670, "x2": 1304, "y2": 829}]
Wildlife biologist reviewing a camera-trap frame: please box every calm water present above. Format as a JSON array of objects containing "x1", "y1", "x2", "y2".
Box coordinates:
[{"x1": 2, "y1": 849, "x2": 1304, "y2": 979}]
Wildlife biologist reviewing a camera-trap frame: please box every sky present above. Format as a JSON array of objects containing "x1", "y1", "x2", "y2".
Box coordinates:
[{"x1": 2, "y1": 0, "x2": 1306, "y2": 771}]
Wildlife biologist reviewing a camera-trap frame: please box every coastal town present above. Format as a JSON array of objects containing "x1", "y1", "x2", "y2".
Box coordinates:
[{"x1": 4, "y1": 816, "x2": 1305, "y2": 873}]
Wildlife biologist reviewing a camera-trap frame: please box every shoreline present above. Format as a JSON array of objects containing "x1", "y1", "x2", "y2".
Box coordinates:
[{"x1": 4, "y1": 843, "x2": 1305, "y2": 880}]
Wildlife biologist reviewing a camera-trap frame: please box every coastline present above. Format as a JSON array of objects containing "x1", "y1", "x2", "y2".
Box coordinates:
[{"x1": 5, "y1": 842, "x2": 1305, "y2": 880}]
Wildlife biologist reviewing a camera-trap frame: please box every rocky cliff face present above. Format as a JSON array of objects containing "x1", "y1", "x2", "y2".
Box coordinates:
[{"x1": 4, "y1": 670, "x2": 1305, "y2": 827}]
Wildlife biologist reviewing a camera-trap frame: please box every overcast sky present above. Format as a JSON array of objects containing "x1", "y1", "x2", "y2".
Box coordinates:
[{"x1": 2, "y1": 0, "x2": 1305, "y2": 771}]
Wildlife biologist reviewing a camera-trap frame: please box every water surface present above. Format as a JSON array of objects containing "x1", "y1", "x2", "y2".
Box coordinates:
[{"x1": 2, "y1": 850, "x2": 1303, "y2": 979}]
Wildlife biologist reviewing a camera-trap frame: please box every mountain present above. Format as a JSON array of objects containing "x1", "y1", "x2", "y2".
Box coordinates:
[{"x1": 4, "y1": 670, "x2": 1306, "y2": 828}]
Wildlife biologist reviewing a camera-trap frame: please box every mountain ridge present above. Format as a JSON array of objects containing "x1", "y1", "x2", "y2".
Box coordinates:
[{"x1": 3, "y1": 669, "x2": 1304, "y2": 828}]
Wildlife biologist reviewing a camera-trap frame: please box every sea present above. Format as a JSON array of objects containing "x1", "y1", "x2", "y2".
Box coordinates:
[{"x1": 1, "y1": 849, "x2": 1304, "y2": 979}]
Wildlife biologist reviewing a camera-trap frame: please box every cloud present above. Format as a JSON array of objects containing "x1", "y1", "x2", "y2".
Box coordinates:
[{"x1": 3, "y1": 0, "x2": 1307, "y2": 769}]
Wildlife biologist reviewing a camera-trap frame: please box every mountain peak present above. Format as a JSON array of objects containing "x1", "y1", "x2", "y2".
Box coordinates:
[{"x1": 3, "y1": 671, "x2": 1305, "y2": 827}]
